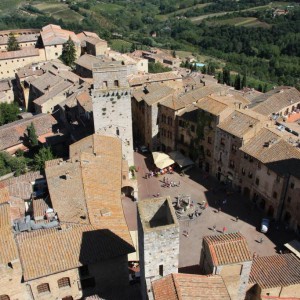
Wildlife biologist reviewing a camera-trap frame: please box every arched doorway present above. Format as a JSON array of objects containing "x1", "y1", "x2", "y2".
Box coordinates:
[{"x1": 121, "y1": 186, "x2": 134, "y2": 199}]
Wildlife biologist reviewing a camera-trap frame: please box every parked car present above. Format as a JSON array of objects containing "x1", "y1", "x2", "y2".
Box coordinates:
[{"x1": 261, "y1": 218, "x2": 270, "y2": 233}]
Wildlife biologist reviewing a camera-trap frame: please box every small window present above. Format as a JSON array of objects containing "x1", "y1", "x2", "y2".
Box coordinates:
[
  {"x1": 244, "y1": 153, "x2": 248, "y2": 159},
  {"x1": 257, "y1": 162, "x2": 261, "y2": 169},
  {"x1": 0, "y1": 295, "x2": 10, "y2": 300},
  {"x1": 55, "y1": 52, "x2": 58, "y2": 56},
  {"x1": 242, "y1": 168, "x2": 245, "y2": 175},
  {"x1": 273, "y1": 192, "x2": 277, "y2": 199},
  {"x1": 248, "y1": 172, "x2": 253, "y2": 179},
  {"x1": 291, "y1": 182, "x2": 295, "y2": 189},
  {"x1": 191, "y1": 125, "x2": 195, "y2": 132},
  {"x1": 232, "y1": 145, "x2": 237, "y2": 152},
  {"x1": 249, "y1": 156, "x2": 253, "y2": 162},
  {"x1": 206, "y1": 149, "x2": 211, "y2": 157},
  {"x1": 114, "y1": 80, "x2": 119, "y2": 87},
  {"x1": 37, "y1": 283, "x2": 50, "y2": 294},
  {"x1": 255, "y1": 178, "x2": 259, "y2": 186},
  {"x1": 58, "y1": 277, "x2": 71, "y2": 288},
  {"x1": 220, "y1": 138, "x2": 225, "y2": 146},
  {"x1": 159, "y1": 265, "x2": 163, "y2": 277},
  {"x1": 229, "y1": 160, "x2": 235, "y2": 169},
  {"x1": 276, "y1": 176, "x2": 280, "y2": 183}
]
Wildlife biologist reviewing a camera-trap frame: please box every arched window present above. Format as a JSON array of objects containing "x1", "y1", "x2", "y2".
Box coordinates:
[
  {"x1": 58, "y1": 277, "x2": 71, "y2": 288},
  {"x1": 37, "y1": 283, "x2": 50, "y2": 294},
  {"x1": 114, "y1": 80, "x2": 119, "y2": 87},
  {"x1": 0, "y1": 295, "x2": 10, "y2": 300}
]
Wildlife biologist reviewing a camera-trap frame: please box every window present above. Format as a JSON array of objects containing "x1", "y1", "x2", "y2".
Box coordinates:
[
  {"x1": 114, "y1": 80, "x2": 119, "y2": 87},
  {"x1": 167, "y1": 117, "x2": 173, "y2": 126},
  {"x1": 220, "y1": 138, "x2": 225, "y2": 146},
  {"x1": 229, "y1": 160, "x2": 235, "y2": 169},
  {"x1": 180, "y1": 134, "x2": 184, "y2": 143},
  {"x1": 276, "y1": 176, "x2": 280, "y2": 183},
  {"x1": 55, "y1": 52, "x2": 58, "y2": 56},
  {"x1": 206, "y1": 150, "x2": 211, "y2": 157},
  {"x1": 248, "y1": 172, "x2": 253, "y2": 178},
  {"x1": 0, "y1": 295, "x2": 10, "y2": 300},
  {"x1": 208, "y1": 137, "x2": 212, "y2": 144},
  {"x1": 162, "y1": 114, "x2": 166, "y2": 124},
  {"x1": 291, "y1": 182, "x2": 295, "y2": 189},
  {"x1": 58, "y1": 277, "x2": 71, "y2": 289},
  {"x1": 159, "y1": 265, "x2": 163, "y2": 277},
  {"x1": 191, "y1": 125, "x2": 195, "y2": 132},
  {"x1": 37, "y1": 283, "x2": 50, "y2": 294},
  {"x1": 249, "y1": 156, "x2": 253, "y2": 162},
  {"x1": 244, "y1": 153, "x2": 248, "y2": 159},
  {"x1": 232, "y1": 145, "x2": 237, "y2": 152},
  {"x1": 255, "y1": 178, "x2": 260, "y2": 186},
  {"x1": 242, "y1": 168, "x2": 245, "y2": 175},
  {"x1": 273, "y1": 192, "x2": 277, "y2": 199},
  {"x1": 257, "y1": 162, "x2": 261, "y2": 169},
  {"x1": 179, "y1": 120, "x2": 184, "y2": 127}
]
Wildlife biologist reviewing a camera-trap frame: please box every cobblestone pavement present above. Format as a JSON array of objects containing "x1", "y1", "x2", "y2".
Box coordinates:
[{"x1": 134, "y1": 152, "x2": 297, "y2": 270}]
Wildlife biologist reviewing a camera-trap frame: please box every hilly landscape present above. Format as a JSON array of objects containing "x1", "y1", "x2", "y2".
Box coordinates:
[{"x1": 0, "y1": 0, "x2": 299, "y2": 90}]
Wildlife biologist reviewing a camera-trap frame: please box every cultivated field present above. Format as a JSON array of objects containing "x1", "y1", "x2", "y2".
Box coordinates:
[{"x1": 207, "y1": 17, "x2": 271, "y2": 28}]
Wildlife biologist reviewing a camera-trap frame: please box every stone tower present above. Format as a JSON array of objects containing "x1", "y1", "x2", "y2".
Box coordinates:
[
  {"x1": 92, "y1": 61, "x2": 134, "y2": 166},
  {"x1": 137, "y1": 197, "x2": 180, "y2": 300}
]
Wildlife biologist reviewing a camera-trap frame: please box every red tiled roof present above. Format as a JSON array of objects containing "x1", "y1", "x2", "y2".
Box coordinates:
[
  {"x1": 203, "y1": 232, "x2": 252, "y2": 266},
  {"x1": 152, "y1": 274, "x2": 231, "y2": 300},
  {"x1": 249, "y1": 254, "x2": 300, "y2": 289},
  {"x1": 0, "y1": 203, "x2": 18, "y2": 264}
]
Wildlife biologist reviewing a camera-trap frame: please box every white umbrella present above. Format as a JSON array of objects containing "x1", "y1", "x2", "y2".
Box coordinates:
[{"x1": 152, "y1": 152, "x2": 175, "y2": 169}]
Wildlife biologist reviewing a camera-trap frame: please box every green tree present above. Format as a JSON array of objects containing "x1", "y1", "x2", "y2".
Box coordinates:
[
  {"x1": 130, "y1": 43, "x2": 136, "y2": 53},
  {"x1": 217, "y1": 72, "x2": 223, "y2": 84},
  {"x1": 0, "y1": 151, "x2": 27, "y2": 176},
  {"x1": 223, "y1": 68, "x2": 231, "y2": 85},
  {"x1": 7, "y1": 32, "x2": 20, "y2": 51},
  {"x1": 0, "y1": 102, "x2": 19, "y2": 125},
  {"x1": 33, "y1": 146, "x2": 54, "y2": 170},
  {"x1": 27, "y1": 122, "x2": 39, "y2": 148},
  {"x1": 148, "y1": 62, "x2": 172, "y2": 73},
  {"x1": 242, "y1": 73, "x2": 247, "y2": 88},
  {"x1": 61, "y1": 36, "x2": 76, "y2": 67}
]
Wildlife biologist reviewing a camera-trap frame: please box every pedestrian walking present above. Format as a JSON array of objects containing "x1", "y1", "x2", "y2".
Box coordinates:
[
  {"x1": 156, "y1": 192, "x2": 160, "y2": 197},
  {"x1": 260, "y1": 237, "x2": 264, "y2": 244},
  {"x1": 236, "y1": 216, "x2": 239, "y2": 222},
  {"x1": 223, "y1": 226, "x2": 227, "y2": 234},
  {"x1": 218, "y1": 207, "x2": 221, "y2": 213},
  {"x1": 213, "y1": 225, "x2": 216, "y2": 232},
  {"x1": 163, "y1": 177, "x2": 165, "y2": 183}
]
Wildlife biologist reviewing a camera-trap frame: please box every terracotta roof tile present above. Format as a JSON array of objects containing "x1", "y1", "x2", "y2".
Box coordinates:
[
  {"x1": 251, "y1": 87, "x2": 300, "y2": 116},
  {"x1": 41, "y1": 24, "x2": 80, "y2": 46},
  {"x1": 128, "y1": 71, "x2": 181, "y2": 86},
  {"x1": 152, "y1": 274, "x2": 231, "y2": 300},
  {"x1": 0, "y1": 203, "x2": 18, "y2": 264},
  {"x1": 0, "y1": 47, "x2": 39, "y2": 60},
  {"x1": 203, "y1": 232, "x2": 252, "y2": 266},
  {"x1": 33, "y1": 198, "x2": 49, "y2": 221},
  {"x1": 240, "y1": 128, "x2": 300, "y2": 178},
  {"x1": 249, "y1": 254, "x2": 300, "y2": 289},
  {"x1": 0, "y1": 186, "x2": 9, "y2": 203},
  {"x1": 196, "y1": 96, "x2": 228, "y2": 115},
  {"x1": 0, "y1": 113, "x2": 57, "y2": 151},
  {"x1": 17, "y1": 224, "x2": 134, "y2": 281},
  {"x1": 218, "y1": 109, "x2": 266, "y2": 138}
]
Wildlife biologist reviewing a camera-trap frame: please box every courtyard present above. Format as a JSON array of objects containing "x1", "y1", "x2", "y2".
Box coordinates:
[{"x1": 134, "y1": 152, "x2": 297, "y2": 270}]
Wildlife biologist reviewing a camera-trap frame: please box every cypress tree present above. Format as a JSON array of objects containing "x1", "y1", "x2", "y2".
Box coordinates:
[
  {"x1": 7, "y1": 32, "x2": 20, "y2": 51},
  {"x1": 61, "y1": 36, "x2": 76, "y2": 67},
  {"x1": 27, "y1": 122, "x2": 39, "y2": 147},
  {"x1": 234, "y1": 74, "x2": 241, "y2": 90}
]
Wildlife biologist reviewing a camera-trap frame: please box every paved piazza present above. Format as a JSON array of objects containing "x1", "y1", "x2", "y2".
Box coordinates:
[{"x1": 134, "y1": 152, "x2": 296, "y2": 270}]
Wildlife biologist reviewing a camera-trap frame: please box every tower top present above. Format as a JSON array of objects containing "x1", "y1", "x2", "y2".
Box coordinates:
[{"x1": 137, "y1": 196, "x2": 178, "y2": 232}]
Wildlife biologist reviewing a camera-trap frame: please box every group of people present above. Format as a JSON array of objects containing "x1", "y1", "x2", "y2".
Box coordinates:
[
  {"x1": 162, "y1": 177, "x2": 180, "y2": 188},
  {"x1": 145, "y1": 166, "x2": 174, "y2": 179}
]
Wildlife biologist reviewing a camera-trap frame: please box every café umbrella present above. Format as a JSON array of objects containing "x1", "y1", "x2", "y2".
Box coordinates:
[{"x1": 152, "y1": 152, "x2": 175, "y2": 169}]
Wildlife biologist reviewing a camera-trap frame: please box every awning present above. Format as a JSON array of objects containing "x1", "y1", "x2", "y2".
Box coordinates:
[
  {"x1": 168, "y1": 151, "x2": 194, "y2": 168},
  {"x1": 284, "y1": 239, "x2": 300, "y2": 259},
  {"x1": 152, "y1": 152, "x2": 175, "y2": 169}
]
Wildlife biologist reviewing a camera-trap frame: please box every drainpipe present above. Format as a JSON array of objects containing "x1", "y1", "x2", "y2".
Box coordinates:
[{"x1": 277, "y1": 173, "x2": 290, "y2": 221}]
